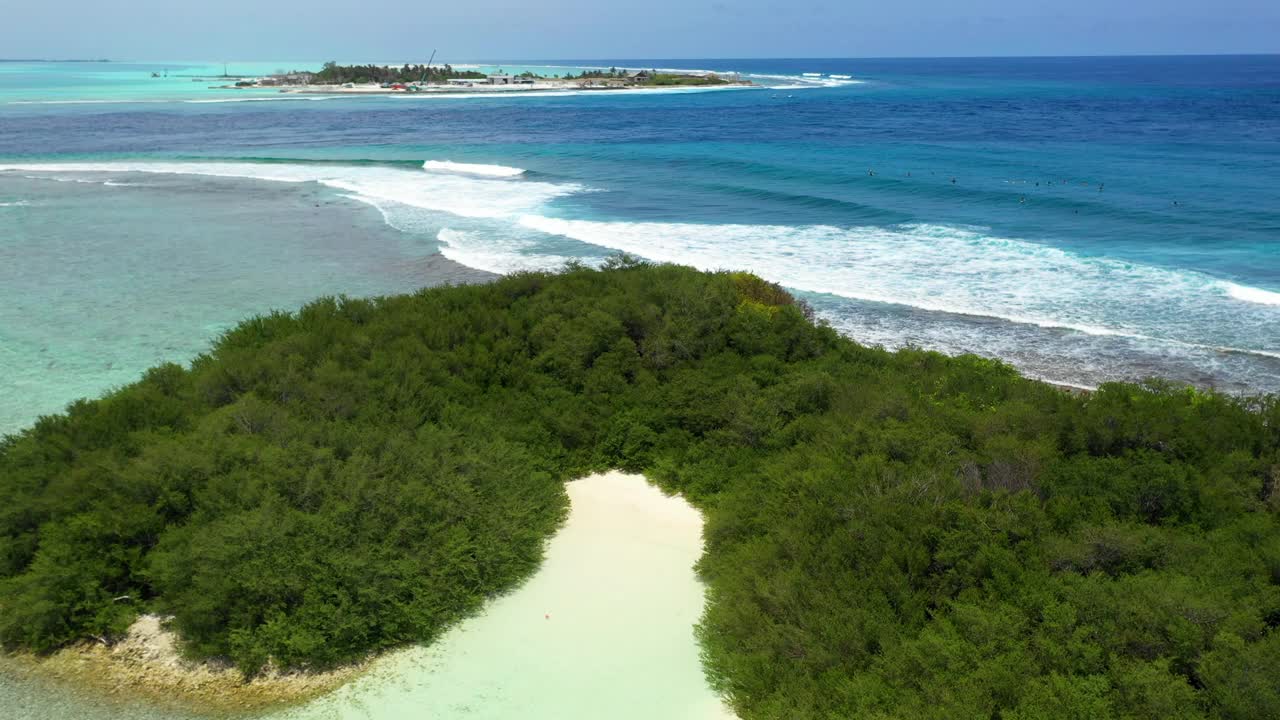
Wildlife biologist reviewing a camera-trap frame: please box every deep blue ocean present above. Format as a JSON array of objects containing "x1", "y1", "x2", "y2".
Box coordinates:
[{"x1": 1, "y1": 56, "x2": 1278, "y2": 435}]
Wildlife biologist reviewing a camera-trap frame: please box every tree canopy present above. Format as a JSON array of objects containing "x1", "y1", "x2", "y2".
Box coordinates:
[
  {"x1": 2, "y1": 261, "x2": 1277, "y2": 718},
  {"x1": 314, "y1": 61, "x2": 485, "y2": 84}
]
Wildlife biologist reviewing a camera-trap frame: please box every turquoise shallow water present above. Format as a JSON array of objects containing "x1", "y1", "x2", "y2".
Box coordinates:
[
  {"x1": 0, "y1": 61, "x2": 314, "y2": 103},
  {"x1": 0, "y1": 171, "x2": 487, "y2": 436}
]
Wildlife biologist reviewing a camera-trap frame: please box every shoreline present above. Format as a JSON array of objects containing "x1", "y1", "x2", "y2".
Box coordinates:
[
  {"x1": 280, "y1": 471, "x2": 736, "y2": 720},
  {"x1": 2, "y1": 473, "x2": 733, "y2": 719},
  {"x1": 1, "y1": 615, "x2": 368, "y2": 716}
]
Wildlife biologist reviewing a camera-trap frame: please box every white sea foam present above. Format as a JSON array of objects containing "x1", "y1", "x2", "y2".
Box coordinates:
[
  {"x1": 422, "y1": 160, "x2": 525, "y2": 178},
  {"x1": 0, "y1": 161, "x2": 581, "y2": 219},
  {"x1": 0, "y1": 201, "x2": 30, "y2": 207},
  {"x1": 748, "y1": 72, "x2": 864, "y2": 89},
  {"x1": 517, "y1": 216, "x2": 1279, "y2": 358},
  {"x1": 1224, "y1": 282, "x2": 1280, "y2": 306},
  {"x1": 437, "y1": 228, "x2": 578, "y2": 274},
  {"x1": 802, "y1": 73, "x2": 824, "y2": 77}
]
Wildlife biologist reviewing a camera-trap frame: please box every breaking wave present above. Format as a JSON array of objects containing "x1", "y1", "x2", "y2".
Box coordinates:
[
  {"x1": 1225, "y1": 282, "x2": 1280, "y2": 306},
  {"x1": 436, "y1": 228, "x2": 578, "y2": 274},
  {"x1": 516, "y1": 215, "x2": 1279, "y2": 358},
  {"x1": 0, "y1": 161, "x2": 580, "y2": 219},
  {"x1": 422, "y1": 160, "x2": 526, "y2": 178}
]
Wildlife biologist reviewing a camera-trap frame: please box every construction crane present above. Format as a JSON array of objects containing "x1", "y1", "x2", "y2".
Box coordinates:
[{"x1": 419, "y1": 50, "x2": 437, "y2": 85}]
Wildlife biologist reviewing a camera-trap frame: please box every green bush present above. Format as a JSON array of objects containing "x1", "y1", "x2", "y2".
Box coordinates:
[{"x1": 1, "y1": 263, "x2": 1276, "y2": 718}]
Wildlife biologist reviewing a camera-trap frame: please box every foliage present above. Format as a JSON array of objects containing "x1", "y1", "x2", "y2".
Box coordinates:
[
  {"x1": 1, "y1": 264, "x2": 1277, "y2": 717},
  {"x1": 559, "y1": 68, "x2": 730, "y2": 86},
  {"x1": 644, "y1": 73, "x2": 730, "y2": 86},
  {"x1": 314, "y1": 61, "x2": 485, "y2": 85}
]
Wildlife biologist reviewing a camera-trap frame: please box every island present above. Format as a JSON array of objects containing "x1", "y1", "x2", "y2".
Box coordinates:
[
  {"x1": 2, "y1": 261, "x2": 1278, "y2": 719},
  {"x1": 214, "y1": 61, "x2": 750, "y2": 94}
]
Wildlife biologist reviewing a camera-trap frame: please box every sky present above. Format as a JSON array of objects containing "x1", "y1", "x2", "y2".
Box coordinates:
[{"x1": 2, "y1": 0, "x2": 1277, "y2": 61}]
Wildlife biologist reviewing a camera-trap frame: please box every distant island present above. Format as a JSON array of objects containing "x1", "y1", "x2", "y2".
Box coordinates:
[{"x1": 215, "y1": 61, "x2": 749, "y2": 95}]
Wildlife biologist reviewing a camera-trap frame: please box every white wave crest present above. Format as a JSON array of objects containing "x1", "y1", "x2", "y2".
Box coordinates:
[
  {"x1": 748, "y1": 72, "x2": 864, "y2": 89},
  {"x1": 423, "y1": 160, "x2": 525, "y2": 178},
  {"x1": 517, "y1": 216, "x2": 1279, "y2": 357},
  {"x1": 437, "y1": 228, "x2": 577, "y2": 274},
  {"x1": 0, "y1": 200, "x2": 30, "y2": 207},
  {"x1": 1224, "y1": 282, "x2": 1280, "y2": 306},
  {"x1": 0, "y1": 161, "x2": 580, "y2": 220}
]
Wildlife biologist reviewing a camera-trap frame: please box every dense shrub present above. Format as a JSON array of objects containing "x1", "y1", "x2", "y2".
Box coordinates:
[{"x1": 2, "y1": 262, "x2": 1277, "y2": 718}]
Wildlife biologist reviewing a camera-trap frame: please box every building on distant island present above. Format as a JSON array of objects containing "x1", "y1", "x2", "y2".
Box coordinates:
[{"x1": 480, "y1": 73, "x2": 535, "y2": 86}]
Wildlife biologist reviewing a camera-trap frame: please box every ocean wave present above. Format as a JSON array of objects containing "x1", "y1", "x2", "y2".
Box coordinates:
[
  {"x1": 21, "y1": 175, "x2": 103, "y2": 184},
  {"x1": 748, "y1": 72, "x2": 864, "y2": 89},
  {"x1": 516, "y1": 216, "x2": 1279, "y2": 358},
  {"x1": 0, "y1": 200, "x2": 30, "y2": 207},
  {"x1": 437, "y1": 228, "x2": 578, "y2": 274},
  {"x1": 0, "y1": 161, "x2": 581, "y2": 219},
  {"x1": 422, "y1": 160, "x2": 525, "y2": 178},
  {"x1": 1224, "y1": 281, "x2": 1280, "y2": 306}
]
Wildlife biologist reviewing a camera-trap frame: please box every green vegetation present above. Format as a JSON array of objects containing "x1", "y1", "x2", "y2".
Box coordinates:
[
  {"x1": 644, "y1": 73, "x2": 731, "y2": 86},
  {"x1": 313, "y1": 61, "x2": 485, "y2": 85},
  {"x1": 2, "y1": 262, "x2": 1278, "y2": 718},
  {"x1": 560, "y1": 67, "x2": 731, "y2": 86}
]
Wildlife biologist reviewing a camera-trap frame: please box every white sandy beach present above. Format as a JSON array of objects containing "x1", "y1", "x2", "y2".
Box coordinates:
[{"x1": 275, "y1": 471, "x2": 735, "y2": 720}]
